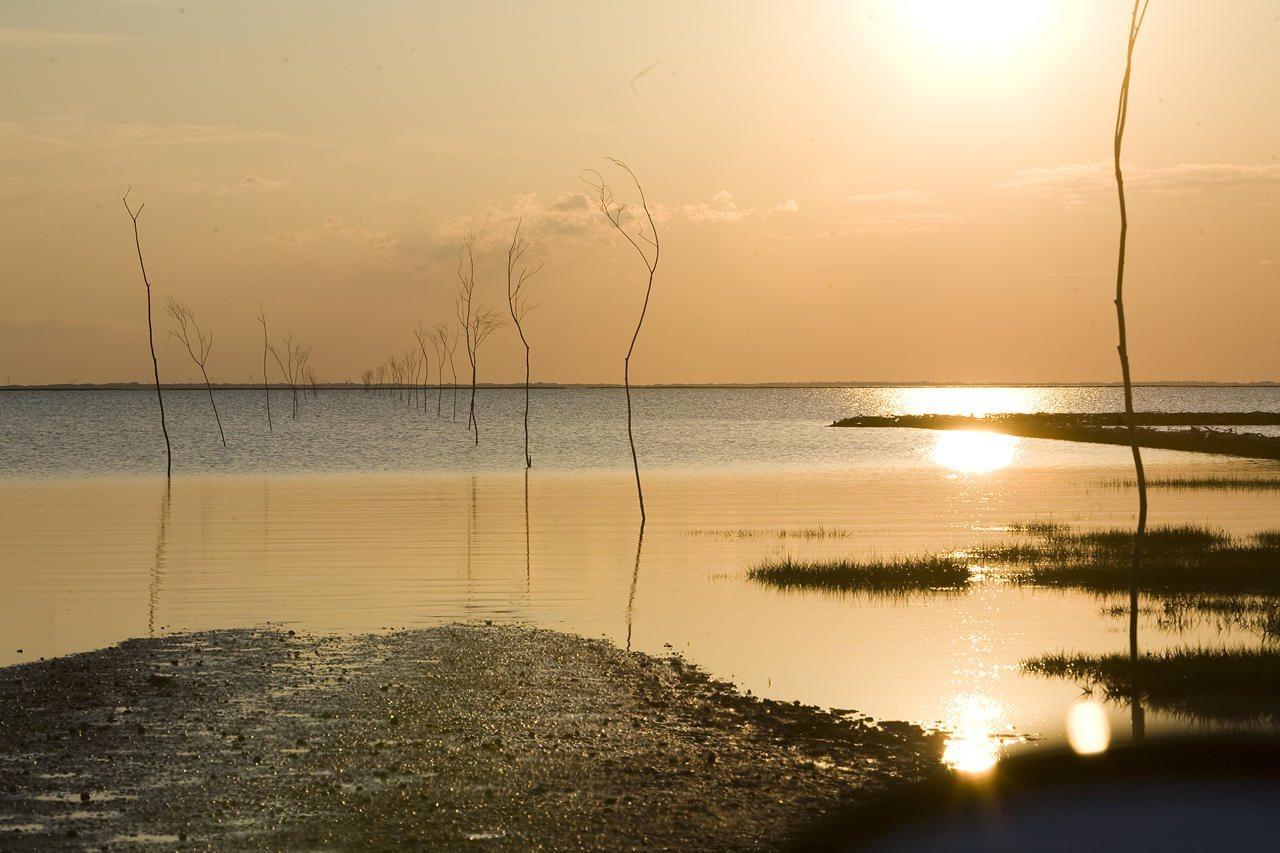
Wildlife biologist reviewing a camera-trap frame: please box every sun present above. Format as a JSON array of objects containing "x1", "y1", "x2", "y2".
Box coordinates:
[
  {"x1": 871, "y1": 0, "x2": 1079, "y2": 92},
  {"x1": 900, "y1": 0, "x2": 1052, "y2": 60}
]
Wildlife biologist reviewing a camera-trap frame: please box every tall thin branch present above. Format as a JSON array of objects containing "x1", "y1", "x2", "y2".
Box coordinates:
[
  {"x1": 294, "y1": 344, "x2": 311, "y2": 414},
  {"x1": 414, "y1": 322, "x2": 432, "y2": 415},
  {"x1": 123, "y1": 189, "x2": 172, "y2": 479},
  {"x1": 437, "y1": 322, "x2": 460, "y2": 421},
  {"x1": 257, "y1": 303, "x2": 273, "y2": 431},
  {"x1": 507, "y1": 218, "x2": 543, "y2": 468},
  {"x1": 456, "y1": 235, "x2": 478, "y2": 432},
  {"x1": 430, "y1": 324, "x2": 446, "y2": 417},
  {"x1": 1113, "y1": 0, "x2": 1151, "y2": 741},
  {"x1": 269, "y1": 334, "x2": 303, "y2": 419},
  {"x1": 166, "y1": 298, "x2": 226, "y2": 448},
  {"x1": 584, "y1": 158, "x2": 660, "y2": 525},
  {"x1": 467, "y1": 306, "x2": 505, "y2": 446}
]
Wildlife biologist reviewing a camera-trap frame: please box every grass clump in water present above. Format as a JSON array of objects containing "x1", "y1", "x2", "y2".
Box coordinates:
[
  {"x1": 1006, "y1": 521, "x2": 1073, "y2": 537},
  {"x1": 1098, "y1": 476, "x2": 1280, "y2": 491},
  {"x1": 748, "y1": 523, "x2": 1280, "y2": 601},
  {"x1": 747, "y1": 554, "x2": 971, "y2": 593},
  {"x1": 688, "y1": 526, "x2": 854, "y2": 540},
  {"x1": 1110, "y1": 595, "x2": 1280, "y2": 638},
  {"x1": 973, "y1": 524, "x2": 1280, "y2": 594},
  {"x1": 1023, "y1": 647, "x2": 1280, "y2": 723}
]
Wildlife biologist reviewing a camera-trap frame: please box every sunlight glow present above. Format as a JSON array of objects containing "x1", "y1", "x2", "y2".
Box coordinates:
[
  {"x1": 893, "y1": 387, "x2": 1043, "y2": 418},
  {"x1": 931, "y1": 430, "x2": 1018, "y2": 474},
  {"x1": 1066, "y1": 701, "x2": 1111, "y2": 756},
  {"x1": 941, "y1": 693, "x2": 1004, "y2": 775},
  {"x1": 871, "y1": 0, "x2": 1084, "y2": 93},
  {"x1": 900, "y1": 0, "x2": 1051, "y2": 60}
]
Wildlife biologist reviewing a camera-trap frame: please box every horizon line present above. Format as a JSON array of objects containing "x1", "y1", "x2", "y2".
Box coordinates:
[{"x1": 3, "y1": 380, "x2": 1278, "y2": 392}]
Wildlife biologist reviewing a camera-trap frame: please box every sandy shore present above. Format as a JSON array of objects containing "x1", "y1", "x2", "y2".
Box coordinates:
[{"x1": 0, "y1": 625, "x2": 942, "y2": 850}]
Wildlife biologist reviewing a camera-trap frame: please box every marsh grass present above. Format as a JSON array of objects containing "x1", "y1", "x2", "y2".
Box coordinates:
[
  {"x1": 747, "y1": 524, "x2": 1280, "y2": 599},
  {"x1": 1023, "y1": 647, "x2": 1280, "y2": 723},
  {"x1": 970, "y1": 525, "x2": 1280, "y2": 594},
  {"x1": 1098, "y1": 476, "x2": 1280, "y2": 491},
  {"x1": 1103, "y1": 595, "x2": 1280, "y2": 638},
  {"x1": 1006, "y1": 521, "x2": 1073, "y2": 536},
  {"x1": 747, "y1": 554, "x2": 971, "y2": 593},
  {"x1": 688, "y1": 526, "x2": 855, "y2": 540}
]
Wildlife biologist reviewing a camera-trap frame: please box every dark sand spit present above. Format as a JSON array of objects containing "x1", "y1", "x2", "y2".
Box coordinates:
[
  {"x1": 831, "y1": 412, "x2": 1280, "y2": 460},
  {"x1": 0, "y1": 625, "x2": 941, "y2": 851}
]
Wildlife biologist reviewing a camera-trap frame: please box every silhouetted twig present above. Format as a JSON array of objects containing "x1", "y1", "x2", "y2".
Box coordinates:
[
  {"x1": 584, "y1": 158, "x2": 660, "y2": 526},
  {"x1": 256, "y1": 303, "x2": 273, "y2": 431},
  {"x1": 166, "y1": 298, "x2": 226, "y2": 448},
  {"x1": 1112, "y1": 0, "x2": 1151, "y2": 740},
  {"x1": 506, "y1": 218, "x2": 543, "y2": 468},
  {"x1": 122, "y1": 189, "x2": 172, "y2": 479}
]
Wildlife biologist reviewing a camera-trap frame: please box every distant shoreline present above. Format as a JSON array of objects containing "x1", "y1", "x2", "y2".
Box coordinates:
[
  {"x1": 3, "y1": 381, "x2": 1278, "y2": 392},
  {"x1": 832, "y1": 412, "x2": 1280, "y2": 461}
]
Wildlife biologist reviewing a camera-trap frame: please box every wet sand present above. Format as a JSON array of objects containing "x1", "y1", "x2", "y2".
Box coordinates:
[{"x1": 0, "y1": 625, "x2": 942, "y2": 850}]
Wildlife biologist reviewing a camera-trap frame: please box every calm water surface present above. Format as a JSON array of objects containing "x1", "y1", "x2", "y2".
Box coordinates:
[{"x1": 3, "y1": 386, "x2": 1279, "y2": 769}]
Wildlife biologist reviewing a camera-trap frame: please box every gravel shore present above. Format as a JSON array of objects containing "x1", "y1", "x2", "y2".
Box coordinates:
[{"x1": 0, "y1": 625, "x2": 942, "y2": 850}]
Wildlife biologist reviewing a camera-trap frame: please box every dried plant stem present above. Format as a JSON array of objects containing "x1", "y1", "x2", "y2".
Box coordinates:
[
  {"x1": 257, "y1": 304, "x2": 272, "y2": 431},
  {"x1": 123, "y1": 190, "x2": 172, "y2": 479},
  {"x1": 167, "y1": 298, "x2": 226, "y2": 448},
  {"x1": 585, "y1": 159, "x2": 659, "y2": 525},
  {"x1": 1113, "y1": 0, "x2": 1150, "y2": 741},
  {"x1": 507, "y1": 219, "x2": 542, "y2": 469}
]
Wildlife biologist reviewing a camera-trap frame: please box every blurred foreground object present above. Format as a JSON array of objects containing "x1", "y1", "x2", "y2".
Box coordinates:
[{"x1": 797, "y1": 738, "x2": 1280, "y2": 852}]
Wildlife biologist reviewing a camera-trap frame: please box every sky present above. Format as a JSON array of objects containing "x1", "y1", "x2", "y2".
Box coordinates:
[{"x1": 1, "y1": 0, "x2": 1277, "y2": 385}]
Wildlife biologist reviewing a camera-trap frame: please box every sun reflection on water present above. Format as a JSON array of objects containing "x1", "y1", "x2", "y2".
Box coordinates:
[
  {"x1": 941, "y1": 693, "x2": 1008, "y2": 775},
  {"x1": 931, "y1": 431, "x2": 1019, "y2": 474},
  {"x1": 893, "y1": 387, "x2": 1046, "y2": 418}
]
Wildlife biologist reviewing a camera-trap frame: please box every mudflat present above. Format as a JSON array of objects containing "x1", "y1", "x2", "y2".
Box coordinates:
[{"x1": 0, "y1": 625, "x2": 941, "y2": 850}]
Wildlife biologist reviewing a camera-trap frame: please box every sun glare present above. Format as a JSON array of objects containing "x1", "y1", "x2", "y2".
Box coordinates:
[
  {"x1": 894, "y1": 387, "x2": 1042, "y2": 418},
  {"x1": 873, "y1": 0, "x2": 1081, "y2": 92},
  {"x1": 931, "y1": 430, "x2": 1018, "y2": 474},
  {"x1": 901, "y1": 0, "x2": 1050, "y2": 59},
  {"x1": 942, "y1": 693, "x2": 1006, "y2": 775}
]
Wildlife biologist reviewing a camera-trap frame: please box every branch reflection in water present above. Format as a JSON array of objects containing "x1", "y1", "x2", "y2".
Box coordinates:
[{"x1": 148, "y1": 482, "x2": 171, "y2": 637}]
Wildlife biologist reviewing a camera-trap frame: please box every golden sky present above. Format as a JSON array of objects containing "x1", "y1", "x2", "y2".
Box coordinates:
[{"x1": 1, "y1": 1, "x2": 1277, "y2": 385}]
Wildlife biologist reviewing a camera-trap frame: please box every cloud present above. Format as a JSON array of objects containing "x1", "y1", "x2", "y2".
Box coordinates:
[
  {"x1": 191, "y1": 175, "x2": 289, "y2": 195},
  {"x1": 830, "y1": 212, "x2": 967, "y2": 236},
  {"x1": 0, "y1": 27, "x2": 131, "y2": 45},
  {"x1": 1005, "y1": 162, "x2": 1280, "y2": 204},
  {"x1": 664, "y1": 190, "x2": 748, "y2": 224},
  {"x1": 0, "y1": 120, "x2": 283, "y2": 150},
  {"x1": 268, "y1": 216, "x2": 397, "y2": 259},
  {"x1": 654, "y1": 190, "x2": 799, "y2": 225},
  {"x1": 441, "y1": 191, "x2": 602, "y2": 248},
  {"x1": 323, "y1": 216, "x2": 397, "y2": 254},
  {"x1": 848, "y1": 189, "x2": 933, "y2": 206},
  {"x1": 0, "y1": 314, "x2": 129, "y2": 338},
  {"x1": 441, "y1": 187, "x2": 792, "y2": 247}
]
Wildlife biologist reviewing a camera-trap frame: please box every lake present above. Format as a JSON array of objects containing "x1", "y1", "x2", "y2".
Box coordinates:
[{"x1": 3, "y1": 385, "x2": 1278, "y2": 770}]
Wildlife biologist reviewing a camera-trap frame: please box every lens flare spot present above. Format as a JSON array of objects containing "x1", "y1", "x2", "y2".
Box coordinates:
[{"x1": 1066, "y1": 701, "x2": 1111, "y2": 756}]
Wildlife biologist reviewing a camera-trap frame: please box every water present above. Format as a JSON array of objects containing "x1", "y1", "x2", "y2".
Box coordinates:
[
  {"x1": 2, "y1": 386, "x2": 1279, "y2": 768},
  {"x1": 4, "y1": 385, "x2": 1278, "y2": 477}
]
